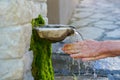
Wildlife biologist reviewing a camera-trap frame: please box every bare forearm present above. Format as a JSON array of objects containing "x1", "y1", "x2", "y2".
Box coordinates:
[{"x1": 102, "y1": 40, "x2": 120, "y2": 56}]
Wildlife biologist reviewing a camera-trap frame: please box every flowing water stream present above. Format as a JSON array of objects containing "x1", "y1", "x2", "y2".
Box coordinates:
[{"x1": 69, "y1": 28, "x2": 97, "y2": 80}]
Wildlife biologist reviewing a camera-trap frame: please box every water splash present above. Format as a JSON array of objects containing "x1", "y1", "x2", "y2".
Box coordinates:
[
  {"x1": 69, "y1": 28, "x2": 97, "y2": 79},
  {"x1": 68, "y1": 29, "x2": 83, "y2": 76},
  {"x1": 73, "y1": 29, "x2": 84, "y2": 41},
  {"x1": 77, "y1": 59, "x2": 81, "y2": 76}
]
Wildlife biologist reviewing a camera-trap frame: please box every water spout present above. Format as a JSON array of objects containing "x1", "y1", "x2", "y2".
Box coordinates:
[{"x1": 68, "y1": 26, "x2": 84, "y2": 40}]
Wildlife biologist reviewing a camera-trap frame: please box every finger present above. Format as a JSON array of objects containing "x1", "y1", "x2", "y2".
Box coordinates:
[
  {"x1": 62, "y1": 44, "x2": 81, "y2": 54},
  {"x1": 70, "y1": 52, "x2": 92, "y2": 58},
  {"x1": 62, "y1": 44, "x2": 73, "y2": 51},
  {"x1": 62, "y1": 41, "x2": 83, "y2": 49},
  {"x1": 81, "y1": 54, "x2": 108, "y2": 61},
  {"x1": 61, "y1": 49, "x2": 79, "y2": 54}
]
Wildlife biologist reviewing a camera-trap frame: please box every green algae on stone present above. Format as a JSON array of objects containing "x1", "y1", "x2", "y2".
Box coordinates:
[
  {"x1": 30, "y1": 15, "x2": 54, "y2": 80},
  {"x1": 31, "y1": 15, "x2": 45, "y2": 28}
]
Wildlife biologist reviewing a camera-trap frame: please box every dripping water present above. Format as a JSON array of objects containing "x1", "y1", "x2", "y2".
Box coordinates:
[{"x1": 69, "y1": 27, "x2": 97, "y2": 79}]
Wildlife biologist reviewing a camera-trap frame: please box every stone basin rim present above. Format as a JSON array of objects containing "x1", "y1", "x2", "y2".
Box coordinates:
[
  {"x1": 35, "y1": 27, "x2": 74, "y2": 43},
  {"x1": 35, "y1": 27, "x2": 73, "y2": 30}
]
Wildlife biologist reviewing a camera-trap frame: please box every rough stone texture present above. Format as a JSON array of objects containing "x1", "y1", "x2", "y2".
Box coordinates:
[
  {"x1": 70, "y1": 18, "x2": 97, "y2": 27},
  {"x1": 94, "y1": 21, "x2": 114, "y2": 25},
  {"x1": 106, "y1": 28, "x2": 120, "y2": 38},
  {"x1": 32, "y1": 2, "x2": 47, "y2": 18},
  {"x1": 73, "y1": 12, "x2": 94, "y2": 19},
  {"x1": 0, "y1": 24, "x2": 32, "y2": 80},
  {"x1": 94, "y1": 57, "x2": 120, "y2": 70},
  {"x1": 0, "y1": 0, "x2": 32, "y2": 27},
  {"x1": 0, "y1": 51, "x2": 33, "y2": 80},
  {"x1": 77, "y1": 27, "x2": 104, "y2": 40},
  {"x1": 0, "y1": 59, "x2": 24, "y2": 80},
  {"x1": 0, "y1": 24, "x2": 32, "y2": 59},
  {"x1": 89, "y1": 13, "x2": 107, "y2": 19},
  {"x1": 94, "y1": 24, "x2": 118, "y2": 30},
  {"x1": 0, "y1": 0, "x2": 47, "y2": 80},
  {"x1": 0, "y1": 0, "x2": 47, "y2": 27},
  {"x1": 23, "y1": 51, "x2": 34, "y2": 80}
]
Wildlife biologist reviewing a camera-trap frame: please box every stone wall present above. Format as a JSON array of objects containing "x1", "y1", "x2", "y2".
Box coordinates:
[{"x1": 0, "y1": 0, "x2": 47, "y2": 80}]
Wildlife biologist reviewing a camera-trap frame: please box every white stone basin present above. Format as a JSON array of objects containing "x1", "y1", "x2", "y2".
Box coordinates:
[{"x1": 35, "y1": 25, "x2": 74, "y2": 42}]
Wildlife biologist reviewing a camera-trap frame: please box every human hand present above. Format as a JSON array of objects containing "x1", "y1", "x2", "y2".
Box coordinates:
[{"x1": 62, "y1": 40, "x2": 113, "y2": 61}]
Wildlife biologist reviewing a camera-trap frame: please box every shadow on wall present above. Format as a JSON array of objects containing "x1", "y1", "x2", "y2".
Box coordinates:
[{"x1": 47, "y1": 0, "x2": 79, "y2": 24}]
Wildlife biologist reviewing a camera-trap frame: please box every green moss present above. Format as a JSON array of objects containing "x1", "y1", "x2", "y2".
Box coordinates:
[
  {"x1": 31, "y1": 15, "x2": 45, "y2": 28},
  {"x1": 30, "y1": 15, "x2": 54, "y2": 80}
]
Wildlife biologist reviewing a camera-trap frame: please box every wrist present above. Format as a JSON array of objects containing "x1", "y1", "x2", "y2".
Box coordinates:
[
  {"x1": 106, "y1": 40, "x2": 120, "y2": 56},
  {"x1": 99, "y1": 41, "x2": 111, "y2": 54},
  {"x1": 100, "y1": 40, "x2": 120, "y2": 57}
]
